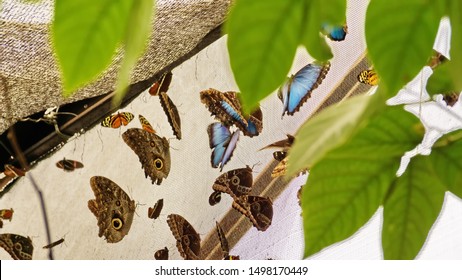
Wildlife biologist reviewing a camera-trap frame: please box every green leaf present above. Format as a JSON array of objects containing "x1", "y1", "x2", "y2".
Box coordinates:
[
  {"x1": 287, "y1": 91, "x2": 384, "y2": 176},
  {"x1": 426, "y1": 62, "x2": 457, "y2": 95},
  {"x1": 303, "y1": 107, "x2": 422, "y2": 257},
  {"x1": 447, "y1": 1, "x2": 462, "y2": 91},
  {"x1": 366, "y1": 0, "x2": 443, "y2": 94},
  {"x1": 226, "y1": 0, "x2": 305, "y2": 112},
  {"x1": 53, "y1": 0, "x2": 133, "y2": 95},
  {"x1": 382, "y1": 156, "x2": 446, "y2": 260},
  {"x1": 112, "y1": 0, "x2": 154, "y2": 106},
  {"x1": 431, "y1": 130, "x2": 462, "y2": 198}
]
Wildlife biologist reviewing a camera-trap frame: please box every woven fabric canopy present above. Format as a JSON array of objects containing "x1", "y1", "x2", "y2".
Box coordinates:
[{"x1": 0, "y1": 0, "x2": 231, "y2": 134}]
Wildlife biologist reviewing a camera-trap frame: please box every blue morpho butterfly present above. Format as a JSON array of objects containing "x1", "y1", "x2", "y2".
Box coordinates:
[
  {"x1": 207, "y1": 122, "x2": 240, "y2": 171},
  {"x1": 278, "y1": 61, "x2": 331, "y2": 116},
  {"x1": 200, "y1": 89, "x2": 263, "y2": 137},
  {"x1": 322, "y1": 23, "x2": 348, "y2": 41}
]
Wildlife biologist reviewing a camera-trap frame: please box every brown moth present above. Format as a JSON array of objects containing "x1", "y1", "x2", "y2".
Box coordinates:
[
  {"x1": 0, "y1": 233, "x2": 34, "y2": 260},
  {"x1": 56, "y1": 158, "x2": 84, "y2": 172},
  {"x1": 88, "y1": 176, "x2": 136, "y2": 243},
  {"x1": 122, "y1": 128, "x2": 171, "y2": 185},
  {"x1": 216, "y1": 222, "x2": 240, "y2": 260},
  {"x1": 148, "y1": 199, "x2": 164, "y2": 220},
  {"x1": 158, "y1": 92, "x2": 182, "y2": 140},
  {"x1": 154, "y1": 247, "x2": 169, "y2": 260},
  {"x1": 167, "y1": 214, "x2": 201, "y2": 260},
  {"x1": 42, "y1": 238, "x2": 65, "y2": 249}
]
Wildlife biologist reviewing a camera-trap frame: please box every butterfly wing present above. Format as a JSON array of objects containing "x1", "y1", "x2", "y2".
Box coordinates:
[
  {"x1": 212, "y1": 166, "x2": 253, "y2": 200},
  {"x1": 89, "y1": 176, "x2": 136, "y2": 243},
  {"x1": 357, "y1": 70, "x2": 379, "y2": 86},
  {"x1": 200, "y1": 89, "x2": 248, "y2": 127},
  {"x1": 280, "y1": 62, "x2": 330, "y2": 116},
  {"x1": 167, "y1": 214, "x2": 201, "y2": 260},
  {"x1": 149, "y1": 71, "x2": 172, "y2": 96},
  {"x1": 122, "y1": 128, "x2": 171, "y2": 185},
  {"x1": 0, "y1": 234, "x2": 34, "y2": 260},
  {"x1": 207, "y1": 123, "x2": 231, "y2": 168},
  {"x1": 322, "y1": 24, "x2": 348, "y2": 41},
  {"x1": 139, "y1": 114, "x2": 156, "y2": 134},
  {"x1": 158, "y1": 92, "x2": 182, "y2": 140},
  {"x1": 101, "y1": 112, "x2": 134, "y2": 128},
  {"x1": 219, "y1": 130, "x2": 239, "y2": 171}
]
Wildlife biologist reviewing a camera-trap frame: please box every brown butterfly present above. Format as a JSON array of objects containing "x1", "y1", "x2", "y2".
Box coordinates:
[
  {"x1": 154, "y1": 247, "x2": 169, "y2": 260},
  {"x1": 0, "y1": 233, "x2": 34, "y2": 260},
  {"x1": 139, "y1": 114, "x2": 156, "y2": 134},
  {"x1": 149, "y1": 72, "x2": 181, "y2": 140},
  {"x1": 148, "y1": 199, "x2": 164, "y2": 219},
  {"x1": 210, "y1": 166, "x2": 253, "y2": 202},
  {"x1": 56, "y1": 158, "x2": 84, "y2": 172},
  {"x1": 232, "y1": 196, "x2": 273, "y2": 231},
  {"x1": 427, "y1": 50, "x2": 448, "y2": 69},
  {"x1": 88, "y1": 176, "x2": 136, "y2": 243},
  {"x1": 167, "y1": 214, "x2": 201, "y2": 260},
  {"x1": 122, "y1": 128, "x2": 171, "y2": 185},
  {"x1": 101, "y1": 112, "x2": 134, "y2": 128},
  {"x1": 43, "y1": 238, "x2": 65, "y2": 249},
  {"x1": 216, "y1": 222, "x2": 239, "y2": 260},
  {"x1": 200, "y1": 89, "x2": 263, "y2": 137}
]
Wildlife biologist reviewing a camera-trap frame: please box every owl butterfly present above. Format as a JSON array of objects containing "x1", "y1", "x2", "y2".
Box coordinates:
[
  {"x1": 88, "y1": 176, "x2": 136, "y2": 243},
  {"x1": 210, "y1": 166, "x2": 253, "y2": 202},
  {"x1": 148, "y1": 198, "x2": 164, "y2": 220},
  {"x1": 232, "y1": 196, "x2": 273, "y2": 231},
  {"x1": 122, "y1": 128, "x2": 171, "y2": 185},
  {"x1": 207, "y1": 122, "x2": 239, "y2": 171},
  {"x1": 139, "y1": 114, "x2": 156, "y2": 134},
  {"x1": 200, "y1": 89, "x2": 263, "y2": 137},
  {"x1": 149, "y1": 72, "x2": 181, "y2": 140},
  {"x1": 55, "y1": 158, "x2": 84, "y2": 172},
  {"x1": 321, "y1": 23, "x2": 348, "y2": 41},
  {"x1": 216, "y1": 222, "x2": 240, "y2": 260},
  {"x1": 278, "y1": 61, "x2": 330, "y2": 116},
  {"x1": 154, "y1": 247, "x2": 169, "y2": 260},
  {"x1": 0, "y1": 233, "x2": 34, "y2": 260},
  {"x1": 167, "y1": 214, "x2": 201, "y2": 260},
  {"x1": 259, "y1": 134, "x2": 295, "y2": 151},
  {"x1": 357, "y1": 69, "x2": 379, "y2": 86},
  {"x1": 101, "y1": 112, "x2": 134, "y2": 129},
  {"x1": 427, "y1": 50, "x2": 448, "y2": 69}
]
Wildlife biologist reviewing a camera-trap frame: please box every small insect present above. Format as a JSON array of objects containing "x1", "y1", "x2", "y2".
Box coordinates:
[
  {"x1": 148, "y1": 199, "x2": 164, "y2": 220},
  {"x1": 56, "y1": 158, "x2": 84, "y2": 172},
  {"x1": 322, "y1": 23, "x2": 348, "y2": 41},
  {"x1": 154, "y1": 247, "x2": 169, "y2": 260},
  {"x1": 101, "y1": 112, "x2": 134, "y2": 129},
  {"x1": 42, "y1": 238, "x2": 65, "y2": 249},
  {"x1": 427, "y1": 51, "x2": 448, "y2": 69},
  {"x1": 442, "y1": 92, "x2": 460, "y2": 107},
  {"x1": 357, "y1": 69, "x2": 379, "y2": 86},
  {"x1": 139, "y1": 114, "x2": 156, "y2": 134},
  {"x1": 0, "y1": 208, "x2": 14, "y2": 221},
  {"x1": 21, "y1": 105, "x2": 77, "y2": 139}
]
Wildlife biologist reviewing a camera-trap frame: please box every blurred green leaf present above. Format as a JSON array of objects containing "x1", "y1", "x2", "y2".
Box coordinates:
[
  {"x1": 366, "y1": 0, "x2": 443, "y2": 95},
  {"x1": 303, "y1": 107, "x2": 422, "y2": 257},
  {"x1": 426, "y1": 63, "x2": 457, "y2": 95},
  {"x1": 53, "y1": 0, "x2": 133, "y2": 95},
  {"x1": 226, "y1": 0, "x2": 346, "y2": 113},
  {"x1": 447, "y1": 1, "x2": 462, "y2": 91},
  {"x1": 287, "y1": 91, "x2": 384, "y2": 176},
  {"x1": 112, "y1": 0, "x2": 154, "y2": 106}
]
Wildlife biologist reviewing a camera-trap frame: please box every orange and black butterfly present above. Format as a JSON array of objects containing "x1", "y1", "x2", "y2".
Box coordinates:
[
  {"x1": 101, "y1": 112, "x2": 134, "y2": 129},
  {"x1": 149, "y1": 72, "x2": 181, "y2": 140},
  {"x1": 357, "y1": 69, "x2": 379, "y2": 86},
  {"x1": 139, "y1": 114, "x2": 156, "y2": 134},
  {"x1": 56, "y1": 158, "x2": 84, "y2": 172}
]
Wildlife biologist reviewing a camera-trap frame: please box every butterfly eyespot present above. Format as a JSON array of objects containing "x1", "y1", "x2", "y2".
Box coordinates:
[
  {"x1": 112, "y1": 218, "x2": 123, "y2": 230},
  {"x1": 14, "y1": 242, "x2": 22, "y2": 251},
  {"x1": 154, "y1": 158, "x2": 163, "y2": 170},
  {"x1": 182, "y1": 236, "x2": 190, "y2": 246},
  {"x1": 231, "y1": 176, "x2": 240, "y2": 185},
  {"x1": 251, "y1": 203, "x2": 261, "y2": 212}
]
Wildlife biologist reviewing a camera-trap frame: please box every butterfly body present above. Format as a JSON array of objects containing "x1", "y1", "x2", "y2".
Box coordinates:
[
  {"x1": 207, "y1": 123, "x2": 239, "y2": 171},
  {"x1": 101, "y1": 112, "x2": 134, "y2": 128},
  {"x1": 167, "y1": 214, "x2": 201, "y2": 260},
  {"x1": 122, "y1": 128, "x2": 171, "y2": 185},
  {"x1": 88, "y1": 176, "x2": 136, "y2": 243},
  {"x1": 0, "y1": 233, "x2": 34, "y2": 260},
  {"x1": 278, "y1": 62, "x2": 330, "y2": 116}
]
